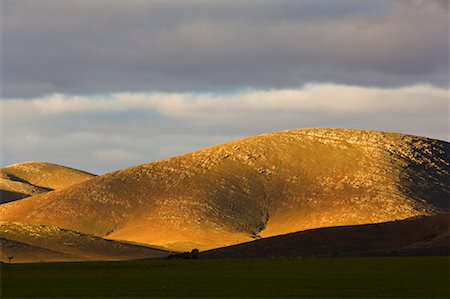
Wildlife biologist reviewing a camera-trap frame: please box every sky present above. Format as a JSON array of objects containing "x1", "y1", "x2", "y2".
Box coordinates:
[{"x1": 1, "y1": 0, "x2": 449, "y2": 174}]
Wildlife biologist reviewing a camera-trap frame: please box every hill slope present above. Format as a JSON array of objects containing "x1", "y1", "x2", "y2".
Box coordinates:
[
  {"x1": 0, "y1": 129, "x2": 448, "y2": 250},
  {"x1": 0, "y1": 222, "x2": 169, "y2": 263},
  {"x1": 0, "y1": 162, "x2": 95, "y2": 203},
  {"x1": 1, "y1": 161, "x2": 95, "y2": 190},
  {"x1": 200, "y1": 213, "x2": 450, "y2": 258},
  {"x1": 0, "y1": 238, "x2": 80, "y2": 263},
  {"x1": 0, "y1": 180, "x2": 49, "y2": 204}
]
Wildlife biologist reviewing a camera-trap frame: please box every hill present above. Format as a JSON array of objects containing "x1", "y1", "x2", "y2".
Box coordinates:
[
  {"x1": 0, "y1": 162, "x2": 95, "y2": 203},
  {"x1": 1, "y1": 161, "x2": 96, "y2": 190},
  {"x1": 0, "y1": 179, "x2": 49, "y2": 204},
  {"x1": 0, "y1": 222, "x2": 169, "y2": 263},
  {"x1": 200, "y1": 213, "x2": 449, "y2": 258},
  {"x1": 0, "y1": 238, "x2": 79, "y2": 263},
  {"x1": 0, "y1": 129, "x2": 448, "y2": 251}
]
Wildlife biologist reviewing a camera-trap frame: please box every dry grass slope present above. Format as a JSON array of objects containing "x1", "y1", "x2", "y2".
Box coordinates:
[
  {"x1": 0, "y1": 222, "x2": 169, "y2": 263},
  {"x1": 1, "y1": 161, "x2": 96, "y2": 189},
  {"x1": 0, "y1": 129, "x2": 448, "y2": 251},
  {"x1": 0, "y1": 162, "x2": 95, "y2": 203}
]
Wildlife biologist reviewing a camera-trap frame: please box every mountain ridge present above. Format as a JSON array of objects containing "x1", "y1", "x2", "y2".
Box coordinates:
[{"x1": 0, "y1": 128, "x2": 448, "y2": 251}]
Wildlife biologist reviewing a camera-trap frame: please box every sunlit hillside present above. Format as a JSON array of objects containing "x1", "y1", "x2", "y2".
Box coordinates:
[{"x1": 0, "y1": 129, "x2": 448, "y2": 251}]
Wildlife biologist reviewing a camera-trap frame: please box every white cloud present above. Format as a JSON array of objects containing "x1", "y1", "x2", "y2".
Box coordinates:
[
  {"x1": 3, "y1": 83, "x2": 447, "y2": 117},
  {"x1": 2, "y1": 84, "x2": 448, "y2": 173}
]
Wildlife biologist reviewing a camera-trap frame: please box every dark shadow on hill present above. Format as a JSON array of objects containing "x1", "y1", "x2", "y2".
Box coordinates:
[
  {"x1": 0, "y1": 190, "x2": 30, "y2": 204},
  {"x1": 199, "y1": 213, "x2": 450, "y2": 259},
  {"x1": 399, "y1": 138, "x2": 450, "y2": 211}
]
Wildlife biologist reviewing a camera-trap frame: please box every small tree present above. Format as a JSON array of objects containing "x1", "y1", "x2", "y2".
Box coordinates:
[
  {"x1": 7, "y1": 256, "x2": 13, "y2": 263},
  {"x1": 167, "y1": 249, "x2": 200, "y2": 259},
  {"x1": 190, "y1": 249, "x2": 199, "y2": 259}
]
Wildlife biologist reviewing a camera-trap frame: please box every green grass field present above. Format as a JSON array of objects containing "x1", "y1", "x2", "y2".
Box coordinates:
[{"x1": 1, "y1": 257, "x2": 448, "y2": 298}]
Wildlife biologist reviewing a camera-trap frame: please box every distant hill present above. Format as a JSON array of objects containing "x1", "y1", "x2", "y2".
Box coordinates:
[
  {"x1": 0, "y1": 222, "x2": 169, "y2": 263},
  {"x1": 0, "y1": 180, "x2": 49, "y2": 204},
  {"x1": 0, "y1": 129, "x2": 448, "y2": 251},
  {"x1": 1, "y1": 161, "x2": 96, "y2": 190},
  {"x1": 200, "y1": 213, "x2": 449, "y2": 258},
  {"x1": 0, "y1": 162, "x2": 95, "y2": 203}
]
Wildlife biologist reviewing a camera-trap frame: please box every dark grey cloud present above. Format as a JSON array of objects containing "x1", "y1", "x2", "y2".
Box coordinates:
[{"x1": 1, "y1": 0, "x2": 448, "y2": 97}]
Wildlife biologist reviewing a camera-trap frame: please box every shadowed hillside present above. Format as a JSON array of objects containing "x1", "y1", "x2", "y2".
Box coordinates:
[
  {"x1": 0, "y1": 162, "x2": 95, "y2": 203},
  {"x1": 1, "y1": 238, "x2": 80, "y2": 263},
  {"x1": 0, "y1": 181, "x2": 49, "y2": 204},
  {"x1": 200, "y1": 213, "x2": 450, "y2": 258},
  {"x1": 0, "y1": 129, "x2": 448, "y2": 251},
  {"x1": 0, "y1": 222, "x2": 169, "y2": 263}
]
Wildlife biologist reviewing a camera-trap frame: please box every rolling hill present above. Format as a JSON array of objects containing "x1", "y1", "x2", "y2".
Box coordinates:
[
  {"x1": 0, "y1": 162, "x2": 95, "y2": 203},
  {"x1": 0, "y1": 222, "x2": 169, "y2": 263},
  {"x1": 0, "y1": 179, "x2": 49, "y2": 204},
  {"x1": 200, "y1": 213, "x2": 450, "y2": 258},
  {"x1": 0, "y1": 129, "x2": 448, "y2": 251}
]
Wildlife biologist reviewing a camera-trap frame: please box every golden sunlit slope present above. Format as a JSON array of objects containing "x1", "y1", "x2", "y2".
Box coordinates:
[
  {"x1": 0, "y1": 162, "x2": 95, "y2": 203},
  {"x1": 0, "y1": 222, "x2": 169, "y2": 263},
  {"x1": 1, "y1": 161, "x2": 95, "y2": 189},
  {"x1": 0, "y1": 129, "x2": 448, "y2": 251}
]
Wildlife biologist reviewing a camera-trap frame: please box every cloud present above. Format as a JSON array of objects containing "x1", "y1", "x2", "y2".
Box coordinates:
[
  {"x1": 1, "y1": 0, "x2": 448, "y2": 97},
  {"x1": 2, "y1": 1, "x2": 448, "y2": 173},
  {"x1": 3, "y1": 83, "x2": 446, "y2": 116},
  {"x1": 2, "y1": 84, "x2": 448, "y2": 173}
]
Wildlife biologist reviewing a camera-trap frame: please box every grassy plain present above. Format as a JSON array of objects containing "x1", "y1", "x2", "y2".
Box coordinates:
[{"x1": 1, "y1": 256, "x2": 448, "y2": 298}]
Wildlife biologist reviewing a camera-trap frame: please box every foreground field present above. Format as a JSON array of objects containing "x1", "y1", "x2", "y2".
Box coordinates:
[{"x1": 1, "y1": 257, "x2": 448, "y2": 298}]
